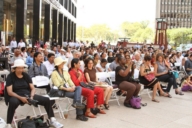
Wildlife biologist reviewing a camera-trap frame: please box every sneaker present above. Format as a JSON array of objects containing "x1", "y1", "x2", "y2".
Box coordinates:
[
  {"x1": 5, "y1": 124, "x2": 12, "y2": 128},
  {"x1": 76, "y1": 115, "x2": 88, "y2": 121},
  {"x1": 50, "y1": 118, "x2": 64, "y2": 128},
  {"x1": 72, "y1": 102, "x2": 85, "y2": 109}
]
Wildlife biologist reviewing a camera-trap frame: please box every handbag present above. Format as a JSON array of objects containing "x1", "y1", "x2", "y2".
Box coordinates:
[
  {"x1": 80, "y1": 82, "x2": 95, "y2": 90},
  {"x1": 48, "y1": 87, "x2": 65, "y2": 97},
  {"x1": 130, "y1": 96, "x2": 141, "y2": 109},
  {"x1": 144, "y1": 73, "x2": 155, "y2": 82},
  {"x1": 18, "y1": 116, "x2": 36, "y2": 128}
]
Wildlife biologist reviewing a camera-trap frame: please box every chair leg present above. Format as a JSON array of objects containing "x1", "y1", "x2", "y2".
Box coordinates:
[
  {"x1": 114, "y1": 92, "x2": 120, "y2": 106},
  {"x1": 31, "y1": 106, "x2": 37, "y2": 116},
  {"x1": 147, "y1": 89, "x2": 152, "y2": 99},
  {"x1": 13, "y1": 117, "x2": 18, "y2": 128}
]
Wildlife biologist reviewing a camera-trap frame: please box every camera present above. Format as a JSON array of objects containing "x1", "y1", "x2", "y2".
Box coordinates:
[{"x1": 25, "y1": 94, "x2": 39, "y2": 107}]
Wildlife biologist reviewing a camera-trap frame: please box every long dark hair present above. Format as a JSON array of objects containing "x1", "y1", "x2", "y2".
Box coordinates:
[{"x1": 69, "y1": 58, "x2": 80, "y2": 71}]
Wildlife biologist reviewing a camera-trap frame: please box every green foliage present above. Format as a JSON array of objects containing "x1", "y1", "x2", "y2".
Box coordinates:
[
  {"x1": 76, "y1": 21, "x2": 155, "y2": 43},
  {"x1": 167, "y1": 28, "x2": 192, "y2": 46}
]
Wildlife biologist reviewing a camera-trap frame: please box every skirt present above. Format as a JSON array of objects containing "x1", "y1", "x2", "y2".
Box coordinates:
[{"x1": 139, "y1": 76, "x2": 159, "y2": 89}]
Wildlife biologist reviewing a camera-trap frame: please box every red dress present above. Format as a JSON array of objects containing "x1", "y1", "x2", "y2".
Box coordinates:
[{"x1": 69, "y1": 69, "x2": 104, "y2": 108}]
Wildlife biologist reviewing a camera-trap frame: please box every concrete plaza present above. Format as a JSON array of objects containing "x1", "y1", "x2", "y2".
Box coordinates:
[{"x1": 0, "y1": 89, "x2": 192, "y2": 128}]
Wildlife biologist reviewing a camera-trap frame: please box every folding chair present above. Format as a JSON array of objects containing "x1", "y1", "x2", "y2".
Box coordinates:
[
  {"x1": 182, "y1": 66, "x2": 188, "y2": 76},
  {"x1": 4, "y1": 82, "x2": 40, "y2": 128},
  {"x1": 48, "y1": 79, "x2": 75, "y2": 119},
  {"x1": 12, "y1": 105, "x2": 38, "y2": 128},
  {"x1": 133, "y1": 69, "x2": 159, "y2": 99},
  {"x1": 96, "y1": 72, "x2": 120, "y2": 106}
]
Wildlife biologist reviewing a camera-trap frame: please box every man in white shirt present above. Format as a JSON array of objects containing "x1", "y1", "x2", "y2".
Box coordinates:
[
  {"x1": 57, "y1": 49, "x2": 66, "y2": 59},
  {"x1": 10, "y1": 48, "x2": 25, "y2": 65},
  {"x1": 43, "y1": 53, "x2": 55, "y2": 76},
  {"x1": 133, "y1": 52, "x2": 142, "y2": 70},
  {"x1": 69, "y1": 41, "x2": 75, "y2": 48},
  {"x1": 62, "y1": 40, "x2": 68, "y2": 48},
  {"x1": 18, "y1": 39, "x2": 26, "y2": 48},
  {"x1": 10, "y1": 37, "x2": 17, "y2": 51}
]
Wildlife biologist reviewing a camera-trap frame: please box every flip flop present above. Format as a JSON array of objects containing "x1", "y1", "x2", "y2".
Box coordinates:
[{"x1": 152, "y1": 99, "x2": 160, "y2": 103}]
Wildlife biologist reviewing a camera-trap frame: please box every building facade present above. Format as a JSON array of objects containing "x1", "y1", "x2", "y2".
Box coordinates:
[
  {"x1": 0, "y1": 0, "x2": 77, "y2": 46},
  {"x1": 156, "y1": 0, "x2": 192, "y2": 29}
]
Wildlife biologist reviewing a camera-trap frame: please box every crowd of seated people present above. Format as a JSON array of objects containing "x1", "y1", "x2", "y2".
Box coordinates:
[{"x1": 1, "y1": 38, "x2": 192, "y2": 128}]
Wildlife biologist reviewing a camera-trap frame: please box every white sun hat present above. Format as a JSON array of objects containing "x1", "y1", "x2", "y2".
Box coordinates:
[
  {"x1": 54, "y1": 57, "x2": 67, "y2": 66},
  {"x1": 11, "y1": 59, "x2": 28, "y2": 68}
]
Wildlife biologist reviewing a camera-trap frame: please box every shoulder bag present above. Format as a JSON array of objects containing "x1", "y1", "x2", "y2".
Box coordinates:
[
  {"x1": 144, "y1": 73, "x2": 155, "y2": 82},
  {"x1": 80, "y1": 82, "x2": 95, "y2": 90}
]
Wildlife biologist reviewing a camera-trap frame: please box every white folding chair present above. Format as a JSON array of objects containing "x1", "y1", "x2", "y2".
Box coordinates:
[
  {"x1": 12, "y1": 105, "x2": 38, "y2": 128},
  {"x1": 134, "y1": 69, "x2": 159, "y2": 99},
  {"x1": 182, "y1": 66, "x2": 188, "y2": 76},
  {"x1": 49, "y1": 79, "x2": 75, "y2": 119},
  {"x1": 96, "y1": 72, "x2": 120, "y2": 106}
]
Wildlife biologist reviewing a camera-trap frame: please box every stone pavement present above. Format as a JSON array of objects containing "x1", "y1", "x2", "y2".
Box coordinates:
[{"x1": 0, "y1": 89, "x2": 192, "y2": 128}]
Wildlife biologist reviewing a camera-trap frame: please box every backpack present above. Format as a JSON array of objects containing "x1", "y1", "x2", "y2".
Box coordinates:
[
  {"x1": 130, "y1": 96, "x2": 141, "y2": 109},
  {"x1": 18, "y1": 116, "x2": 49, "y2": 128}
]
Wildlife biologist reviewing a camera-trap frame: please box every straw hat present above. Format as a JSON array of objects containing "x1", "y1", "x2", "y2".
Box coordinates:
[
  {"x1": 11, "y1": 59, "x2": 28, "y2": 68},
  {"x1": 54, "y1": 57, "x2": 67, "y2": 66}
]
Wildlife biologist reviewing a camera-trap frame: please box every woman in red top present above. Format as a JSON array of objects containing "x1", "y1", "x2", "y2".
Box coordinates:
[{"x1": 69, "y1": 58, "x2": 105, "y2": 118}]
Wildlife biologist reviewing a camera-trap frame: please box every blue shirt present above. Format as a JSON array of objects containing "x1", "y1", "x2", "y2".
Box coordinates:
[{"x1": 26, "y1": 56, "x2": 33, "y2": 67}]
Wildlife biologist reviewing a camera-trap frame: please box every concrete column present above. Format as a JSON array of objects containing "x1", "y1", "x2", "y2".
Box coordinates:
[
  {"x1": 44, "y1": 4, "x2": 51, "y2": 42},
  {"x1": 58, "y1": 13, "x2": 63, "y2": 46}
]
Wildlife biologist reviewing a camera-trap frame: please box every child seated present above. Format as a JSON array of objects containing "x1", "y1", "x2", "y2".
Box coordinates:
[{"x1": 181, "y1": 75, "x2": 192, "y2": 91}]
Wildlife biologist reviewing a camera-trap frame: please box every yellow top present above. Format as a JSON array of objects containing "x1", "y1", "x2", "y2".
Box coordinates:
[{"x1": 51, "y1": 70, "x2": 75, "y2": 89}]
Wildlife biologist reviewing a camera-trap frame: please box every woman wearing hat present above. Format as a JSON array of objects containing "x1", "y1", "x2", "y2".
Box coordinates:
[
  {"x1": 51, "y1": 57, "x2": 88, "y2": 121},
  {"x1": 5, "y1": 59, "x2": 63, "y2": 128}
]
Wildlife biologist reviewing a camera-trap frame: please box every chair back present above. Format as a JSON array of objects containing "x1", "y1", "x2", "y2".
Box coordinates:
[
  {"x1": 182, "y1": 66, "x2": 188, "y2": 75},
  {"x1": 133, "y1": 69, "x2": 140, "y2": 79},
  {"x1": 106, "y1": 63, "x2": 111, "y2": 69},
  {"x1": 96, "y1": 72, "x2": 109, "y2": 82},
  {"x1": 107, "y1": 71, "x2": 115, "y2": 82}
]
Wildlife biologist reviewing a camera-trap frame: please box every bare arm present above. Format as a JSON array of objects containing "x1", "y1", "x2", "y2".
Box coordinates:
[
  {"x1": 29, "y1": 83, "x2": 35, "y2": 99},
  {"x1": 96, "y1": 67, "x2": 102, "y2": 72}
]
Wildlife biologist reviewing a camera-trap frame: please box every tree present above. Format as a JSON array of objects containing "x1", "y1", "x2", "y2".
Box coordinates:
[{"x1": 167, "y1": 28, "x2": 192, "y2": 47}]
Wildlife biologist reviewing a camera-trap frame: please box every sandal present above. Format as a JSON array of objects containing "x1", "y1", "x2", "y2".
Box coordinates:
[
  {"x1": 104, "y1": 104, "x2": 110, "y2": 110},
  {"x1": 152, "y1": 99, "x2": 160, "y2": 103},
  {"x1": 160, "y1": 92, "x2": 169, "y2": 97},
  {"x1": 175, "y1": 91, "x2": 184, "y2": 95},
  {"x1": 99, "y1": 109, "x2": 106, "y2": 114},
  {"x1": 85, "y1": 112, "x2": 96, "y2": 118}
]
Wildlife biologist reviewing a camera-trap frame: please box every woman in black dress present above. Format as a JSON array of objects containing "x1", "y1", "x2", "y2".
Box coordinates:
[{"x1": 139, "y1": 55, "x2": 169, "y2": 103}]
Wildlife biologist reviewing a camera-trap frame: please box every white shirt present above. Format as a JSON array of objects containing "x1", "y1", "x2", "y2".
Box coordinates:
[
  {"x1": 18, "y1": 42, "x2": 26, "y2": 48},
  {"x1": 134, "y1": 60, "x2": 142, "y2": 70},
  {"x1": 69, "y1": 42, "x2": 75, "y2": 47},
  {"x1": 96, "y1": 63, "x2": 108, "y2": 72},
  {"x1": 176, "y1": 56, "x2": 184, "y2": 64},
  {"x1": 62, "y1": 42, "x2": 68, "y2": 47},
  {"x1": 58, "y1": 53, "x2": 66, "y2": 60},
  {"x1": 43, "y1": 61, "x2": 55, "y2": 76},
  {"x1": 75, "y1": 42, "x2": 80, "y2": 48},
  {"x1": 10, "y1": 41, "x2": 17, "y2": 48}
]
